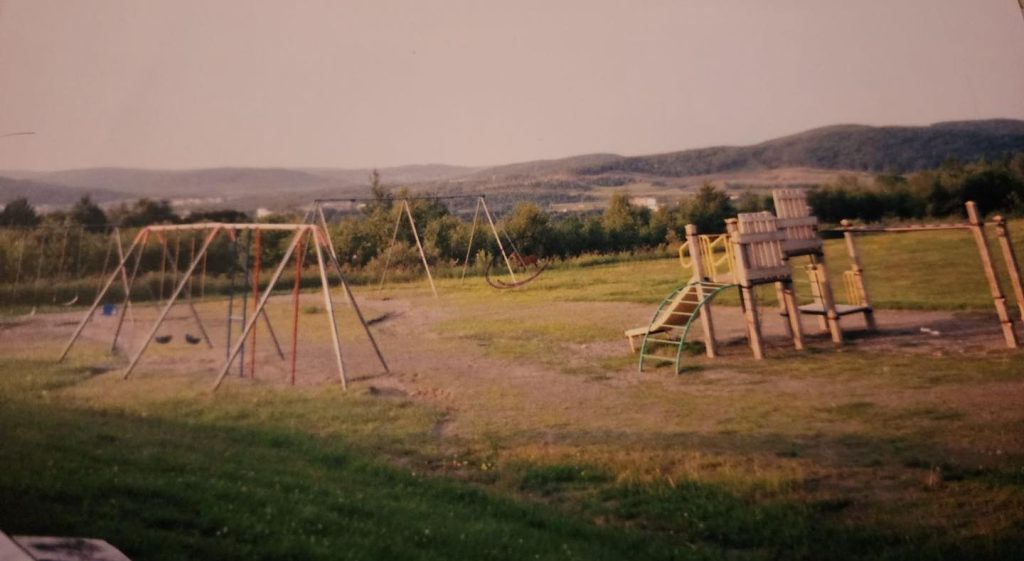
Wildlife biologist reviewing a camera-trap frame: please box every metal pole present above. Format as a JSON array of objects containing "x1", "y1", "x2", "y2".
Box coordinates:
[
  {"x1": 479, "y1": 197, "x2": 518, "y2": 284},
  {"x1": 123, "y1": 227, "x2": 221, "y2": 379},
  {"x1": 315, "y1": 223, "x2": 390, "y2": 373},
  {"x1": 58, "y1": 229, "x2": 147, "y2": 362},
  {"x1": 313, "y1": 229, "x2": 348, "y2": 389},
  {"x1": 377, "y1": 204, "x2": 404, "y2": 290},
  {"x1": 212, "y1": 229, "x2": 304, "y2": 391},
  {"x1": 110, "y1": 230, "x2": 149, "y2": 354},
  {"x1": 403, "y1": 200, "x2": 439, "y2": 298},
  {"x1": 460, "y1": 197, "x2": 482, "y2": 281}
]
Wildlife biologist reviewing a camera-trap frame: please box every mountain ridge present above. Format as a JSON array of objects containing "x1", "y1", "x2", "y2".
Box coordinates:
[{"x1": 3, "y1": 119, "x2": 1022, "y2": 210}]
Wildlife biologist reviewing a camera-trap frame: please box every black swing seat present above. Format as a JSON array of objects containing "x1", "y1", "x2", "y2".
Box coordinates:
[
  {"x1": 154, "y1": 335, "x2": 173, "y2": 344},
  {"x1": 184, "y1": 333, "x2": 202, "y2": 345}
]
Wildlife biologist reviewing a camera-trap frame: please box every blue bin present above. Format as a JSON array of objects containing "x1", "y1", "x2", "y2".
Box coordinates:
[{"x1": 101, "y1": 303, "x2": 117, "y2": 316}]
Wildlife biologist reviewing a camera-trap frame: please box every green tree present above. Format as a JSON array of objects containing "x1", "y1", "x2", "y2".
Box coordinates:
[
  {"x1": 69, "y1": 195, "x2": 108, "y2": 232},
  {"x1": 681, "y1": 184, "x2": 735, "y2": 234},
  {"x1": 602, "y1": 191, "x2": 649, "y2": 251},
  {"x1": 0, "y1": 197, "x2": 40, "y2": 227},
  {"x1": 114, "y1": 199, "x2": 179, "y2": 227},
  {"x1": 502, "y1": 202, "x2": 552, "y2": 256}
]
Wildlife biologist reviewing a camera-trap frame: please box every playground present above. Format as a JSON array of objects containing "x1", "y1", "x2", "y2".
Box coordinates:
[{"x1": 1, "y1": 212, "x2": 1023, "y2": 559}]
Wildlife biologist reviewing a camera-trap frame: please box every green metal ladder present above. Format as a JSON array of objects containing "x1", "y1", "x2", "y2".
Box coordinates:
[{"x1": 638, "y1": 280, "x2": 736, "y2": 374}]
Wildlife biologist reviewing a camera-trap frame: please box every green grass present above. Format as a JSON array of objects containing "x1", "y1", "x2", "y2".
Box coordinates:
[{"x1": 0, "y1": 357, "x2": 689, "y2": 561}]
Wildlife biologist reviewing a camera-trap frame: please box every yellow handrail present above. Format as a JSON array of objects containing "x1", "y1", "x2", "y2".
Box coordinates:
[{"x1": 677, "y1": 240, "x2": 693, "y2": 270}]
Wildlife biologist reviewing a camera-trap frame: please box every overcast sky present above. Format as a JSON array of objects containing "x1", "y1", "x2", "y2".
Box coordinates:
[{"x1": 1, "y1": 0, "x2": 1022, "y2": 171}]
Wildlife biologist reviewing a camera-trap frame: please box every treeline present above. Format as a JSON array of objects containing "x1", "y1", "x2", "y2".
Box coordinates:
[
  {"x1": 807, "y1": 154, "x2": 1024, "y2": 223},
  {"x1": 0, "y1": 196, "x2": 250, "y2": 231},
  {"x1": 2, "y1": 153, "x2": 1023, "y2": 290}
]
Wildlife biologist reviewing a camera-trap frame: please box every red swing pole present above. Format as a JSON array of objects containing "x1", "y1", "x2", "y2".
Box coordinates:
[
  {"x1": 289, "y1": 231, "x2": 307, "y2": 385},
  {"x1": 249, "y1": 230, "x2": 262, "y2": 378}
]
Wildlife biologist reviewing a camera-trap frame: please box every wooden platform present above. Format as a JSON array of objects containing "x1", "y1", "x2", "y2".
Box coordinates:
[{"x1": 797, "y1": 303, "x2": 872, "y2": 317}]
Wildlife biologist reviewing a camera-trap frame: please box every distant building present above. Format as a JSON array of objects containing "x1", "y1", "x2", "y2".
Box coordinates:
[
  {"x1": 255, "y1": 207, "x2": 274, "y2": 219},
  {"x1": 629, "y1": 197, "x2": 659, "y2": 211}
]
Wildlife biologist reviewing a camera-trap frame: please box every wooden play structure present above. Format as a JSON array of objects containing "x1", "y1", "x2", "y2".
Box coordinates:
[
  {"x1": 631, "y1": 194, "x2": 1023, "y2": 373},
  {"x1": 838, "y1": 202, "x2": 1022, "y2": 349},
  {"x1": 58, "y1": 222, "x2": 389, "y2": 391},
  {"x1": 629, "y1": 212, "x2": 806, "y2": 373},
  {"x1": 773, "y1": 189, "x2": 874, "y2": 343}
]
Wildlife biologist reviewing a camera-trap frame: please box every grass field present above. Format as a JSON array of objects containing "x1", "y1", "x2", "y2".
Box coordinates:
[{"x1": 1, "y1": 223, "x2": 1022, "y2": 560}]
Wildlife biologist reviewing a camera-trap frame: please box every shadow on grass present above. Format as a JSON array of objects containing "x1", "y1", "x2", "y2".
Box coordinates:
[{"x1": 0, "y1": 400, "x2": 689, "y2": 561}]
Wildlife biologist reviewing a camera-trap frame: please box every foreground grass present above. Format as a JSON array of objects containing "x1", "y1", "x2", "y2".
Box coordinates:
[
  {"x1": 3, "y1": 354, "x2": 1020, "y2": 560},
  {"x1": 0, "y1": 356, "x2": 699, "y2": 561}
]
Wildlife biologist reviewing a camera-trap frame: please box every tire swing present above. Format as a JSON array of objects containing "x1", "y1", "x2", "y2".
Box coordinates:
[
  {"x1": 461, "y1": 195, "x2": 550, "y2": 290},
  {"x1": 484, "y1": 231, "x2": 549, "y2": 290}
]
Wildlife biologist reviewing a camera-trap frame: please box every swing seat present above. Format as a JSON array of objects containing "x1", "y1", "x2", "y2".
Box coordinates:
[
  {"x1": 184, "y1": 333, "x2": 202, "y2": 345},
  {"x1": 154, "y1": 335, "x2": 173, "y2": 344}
]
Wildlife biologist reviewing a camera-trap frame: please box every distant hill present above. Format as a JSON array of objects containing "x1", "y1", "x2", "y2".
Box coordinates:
[
  {"x1": 0, "y1": 176, "x2": 128, "y2": 208},
  {"x1": 2, "y1": 119, "x2": 1022, "y2": 210},
  {"x1": 576, "y1": 119, "x2": 1024, "y2": 177}
]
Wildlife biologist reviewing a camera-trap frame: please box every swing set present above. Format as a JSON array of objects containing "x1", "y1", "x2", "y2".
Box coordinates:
[
  {"x1": 309, "y1": 194, "x2": 549, "y2": 296},
  {"x1": 57, "y1": 222, "x2": 388, "y2": 391}
]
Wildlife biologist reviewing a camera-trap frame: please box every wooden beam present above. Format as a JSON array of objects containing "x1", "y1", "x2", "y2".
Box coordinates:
[
  {"x1": 992, "y1": 215, "x2": 1024, "y2": 321},
  {"x1": 685, "y1": 224, "x2": 717, "y2": 358},
  {"x1": 966, "y1": 202, "x2": 1018, "y2": 349}
]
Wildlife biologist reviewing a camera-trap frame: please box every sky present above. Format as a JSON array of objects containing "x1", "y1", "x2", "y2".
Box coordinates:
[{"x1": 0, "y1": 0, "x2": 1022, "y2": 171}]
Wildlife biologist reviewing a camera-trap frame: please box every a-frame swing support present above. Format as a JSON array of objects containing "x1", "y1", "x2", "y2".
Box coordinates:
[
  {"x1": 58, "y1": 223, "x2": 388, "y2": 391},
  {"x1": 378, "y1": 200, "x2": 439, "y2": 298}
]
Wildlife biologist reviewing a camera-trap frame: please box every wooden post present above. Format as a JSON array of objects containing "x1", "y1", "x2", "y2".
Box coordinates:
[
  {"x1": 685, "y1": 224, "x2": 717, "y2": 358},
  {"x1": 781, "y1": 280, "x2": 804, "y2": 350},
  {"x1": 479, "y1": 197, "x2": 518, "y2": 284},
  {"x1": 123, "y1": 227, "x2": 222, "y2": 379},
  {"x1": 58, "y1": 229, "x2": 147, "y2": 362},
  {"x1": 810, "y1": 255, "x2": 844, "y2": 343},
  {"x1": 774, "y1": 282, "x2": 794, "y2": 339},
  {"x1": 403, "y1": 200, "x2": 439, "y2": 298},
  {"x1": 313, "y1": 228, "x2": 348, "y2": 389},
  {"x1": 213, "y1": 229, "x2": 304, "y2": 390},
  {"x1": 840, "y1": 220, "x2": 877, "y2": 331},
  {"x1": 992, "y1": 215, "x2": 1024, "y2": 321},
  {"x1": 460, "y1": 197, "x2": 482, "y2": 281},
  {"x1": 727, "y1": 218, "x2": 764, "y2": 359},
  {"x1": 966, "y1": 202, "x2": 1018, "y2": 349}
]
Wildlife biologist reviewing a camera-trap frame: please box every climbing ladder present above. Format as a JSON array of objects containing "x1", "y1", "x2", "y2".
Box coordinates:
[{"x1": 627, "y1": 280, "x2": 736, "y2": 374}]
